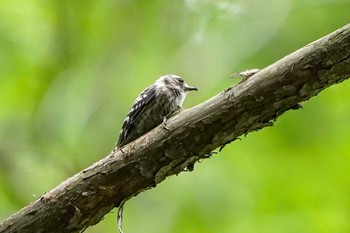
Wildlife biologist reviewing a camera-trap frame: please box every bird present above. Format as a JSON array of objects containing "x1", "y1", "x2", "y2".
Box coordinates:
[
  {"x1": 116, "y1": 75, "x2": 197, "y2": 233},
  {"x1": 117, "y1": 74, "x2": 198, "y2": 147}
]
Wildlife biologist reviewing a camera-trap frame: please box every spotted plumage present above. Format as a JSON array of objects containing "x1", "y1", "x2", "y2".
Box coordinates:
[{"x1": 117, "y1": 74, "x2": 197, "y2": 147}]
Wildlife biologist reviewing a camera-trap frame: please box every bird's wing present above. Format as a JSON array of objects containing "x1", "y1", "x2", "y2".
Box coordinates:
[{"x1": 117, "y1": 85, "x2": 157, "y2": 146}]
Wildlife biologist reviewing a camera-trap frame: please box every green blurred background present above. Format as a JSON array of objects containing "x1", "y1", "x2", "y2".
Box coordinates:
[{"x1": 1, "y1": 0, "x2": 350, "y2": 232}]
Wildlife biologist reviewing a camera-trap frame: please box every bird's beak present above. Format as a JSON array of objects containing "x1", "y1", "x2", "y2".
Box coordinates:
[{"x1": 184, "y1": 83, "x2": 198, "y2": 92}]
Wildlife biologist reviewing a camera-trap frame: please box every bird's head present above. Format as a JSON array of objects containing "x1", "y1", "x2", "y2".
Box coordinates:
[{"x1": 155, "y1": 74, "x2": 198, "y2": 93}]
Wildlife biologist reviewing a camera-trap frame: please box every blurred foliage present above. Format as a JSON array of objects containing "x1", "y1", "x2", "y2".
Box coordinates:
[{"x1": 1, "y1": 0, "x2": 350, "y2": 232}]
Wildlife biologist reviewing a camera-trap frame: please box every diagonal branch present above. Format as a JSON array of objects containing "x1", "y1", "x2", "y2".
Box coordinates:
[{"x1": 1, "y1": 23, "x2": 350, "y2": 233}]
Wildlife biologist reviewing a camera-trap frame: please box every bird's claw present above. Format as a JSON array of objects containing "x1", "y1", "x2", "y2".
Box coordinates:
[{"x1": 162, "y1": 117, "x2": 170, "y2": 130}]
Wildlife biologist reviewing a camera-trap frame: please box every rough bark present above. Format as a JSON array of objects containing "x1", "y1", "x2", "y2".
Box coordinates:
[{"x1": 1, "y1": 23, "x2": 350, "y2": 233}]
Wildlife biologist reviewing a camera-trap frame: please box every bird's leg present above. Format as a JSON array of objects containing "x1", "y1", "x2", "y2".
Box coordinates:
[
  {"x1": 162, "y1": 107, "x2": 182, "y2": 130},
  {"x1": 162, "y1": 116, "x2": 170, "y2": 130},
  {"x1": 169, "y1": 107, "x2": 182, "y2": 117}
]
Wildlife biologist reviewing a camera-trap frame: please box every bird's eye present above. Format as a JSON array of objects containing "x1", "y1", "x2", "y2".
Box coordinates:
[{"x1": 177, "y1": 78, "x2": 184, "y2": 83}]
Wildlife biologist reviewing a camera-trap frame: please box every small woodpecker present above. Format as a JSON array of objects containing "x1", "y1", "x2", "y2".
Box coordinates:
[
  {"x1": 117, "y1": 74, "x2": 198, "y2": 147},
  {"x1": 116, "y1": 74, "x2": 197, "y2": 233}
]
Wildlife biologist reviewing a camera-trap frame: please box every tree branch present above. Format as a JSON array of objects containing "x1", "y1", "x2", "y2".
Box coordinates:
[{"x1": 1, "y1": 23, "x2": 350, "y2": 233}]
